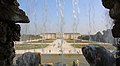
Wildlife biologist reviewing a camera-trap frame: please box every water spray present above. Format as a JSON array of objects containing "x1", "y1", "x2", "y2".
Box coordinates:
[{"x1": 72, "y1": 0, "x2": 80, "y2": 53}]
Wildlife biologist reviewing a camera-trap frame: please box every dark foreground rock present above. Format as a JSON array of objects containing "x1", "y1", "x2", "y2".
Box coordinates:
[
  {"x1": 102, "y1": 0, "x2": 120, "y2": 38},
  {"x1": 0, "y1": 0, "x2": 29, "y2": 66},
  {"x1": 101, "y1": 0, "x2": 120, "y2": 65},
  {"x1": 16, "y1": 52, "x2": 41, "y2": 66},
  {"x1": 0, "y1": 0, "x2": 29, "y2": 23},
  {"x1": 82, "y1": 45, "x2": 116, "y2": 66},
  {"x1": 0, "y1": 22, "x2": 21, "y2": 66}
]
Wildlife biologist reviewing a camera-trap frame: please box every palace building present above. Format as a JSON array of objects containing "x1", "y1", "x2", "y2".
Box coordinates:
[{"x1": 40, "y1": 33, "x2": 81, "y2": 40}]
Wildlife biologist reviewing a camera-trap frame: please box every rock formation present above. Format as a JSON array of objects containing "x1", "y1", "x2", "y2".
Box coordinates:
[
  {"x1": 101, "y1": 0, "x2": 120, "y2": 65},
  {"x1": 0, "y1": 0, "x2": 29, "y2": 66},
  {"x1": 82, "y1": 45, "x2": 116, "y2": 66},
  {"x1": 16, "y1": 52, "x2": 41, "y2": 66},
  {"x1": 0, "y1": 0, "x2": 29, "y2": 23},
  {"x1": 102, "y1": 0, "x2": 120, "y2": 38}
]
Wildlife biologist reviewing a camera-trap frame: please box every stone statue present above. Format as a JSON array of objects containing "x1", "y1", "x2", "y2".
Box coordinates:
[
  {"x1": 0, "y1": 0, "x2": 29, "y2": 66},
  {"x1": 16, "y1": 52, "x2": 41, "y2": 66},
  {"x1": 82, "y1": 45, "x2": 116, "y2": 66}
]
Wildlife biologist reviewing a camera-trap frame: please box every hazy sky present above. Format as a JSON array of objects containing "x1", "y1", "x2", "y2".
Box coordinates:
[{"x1": 18, "y1": 0, "x2": 112, "y2": 35}]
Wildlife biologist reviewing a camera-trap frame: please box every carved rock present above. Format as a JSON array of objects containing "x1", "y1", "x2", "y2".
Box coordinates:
[{"x1": 82, "y1": 45, "x2": 116, "y2": 66}]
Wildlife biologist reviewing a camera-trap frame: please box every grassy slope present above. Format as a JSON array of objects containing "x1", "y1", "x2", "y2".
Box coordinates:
[
  {"x1": 15, "y1": 44, "x2": 49, "y2": 50},
  {"x1": 71, "y1": 44, "x2": 116, "y2": 50}
]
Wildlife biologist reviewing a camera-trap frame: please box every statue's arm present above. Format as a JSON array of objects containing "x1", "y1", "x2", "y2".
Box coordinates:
[{"x1": 102, "y1": 0, "x2": 114, "y2": 9}]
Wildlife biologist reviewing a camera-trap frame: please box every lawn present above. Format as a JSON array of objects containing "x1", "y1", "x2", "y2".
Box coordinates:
[
  {"x1": 27, "y1": 40, "x2": 54, "y2": 43},
  {"x1": 71, "y1": 44, "x2": 84, "y2": 48},
  {"x1": 65, "y1": 39, "x2": 95, "y2": 43},
  {"x1": 71, "y1": 44, "x2": 116, "y2": 50},
  {"x1": 15, "y1": 44, "x2": 49, "y2": 50}
]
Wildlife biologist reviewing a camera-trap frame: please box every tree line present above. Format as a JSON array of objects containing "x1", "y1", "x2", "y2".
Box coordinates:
[{"x1": 78, "y1": 29, "x2": 114, "y2": 43}]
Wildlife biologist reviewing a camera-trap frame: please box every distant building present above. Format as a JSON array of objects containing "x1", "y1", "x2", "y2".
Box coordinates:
[{"x1": 40, "y1": 33, "x2": 81, "y2": 40}]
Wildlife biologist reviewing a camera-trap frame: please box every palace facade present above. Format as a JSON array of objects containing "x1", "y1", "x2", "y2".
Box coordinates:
[{"x1": 40, "y1": 33, "x2": 81, "y2": 40}]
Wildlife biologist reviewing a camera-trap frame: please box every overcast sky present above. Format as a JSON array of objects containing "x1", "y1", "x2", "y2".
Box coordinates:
[{"x1": 18, "y1": 0, "x2": 112, "y2": 35}]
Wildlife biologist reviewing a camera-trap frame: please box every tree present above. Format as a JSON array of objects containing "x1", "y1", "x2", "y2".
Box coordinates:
[{"x1": 78, "y1": 36, "x2": 89, "y2": 40}]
